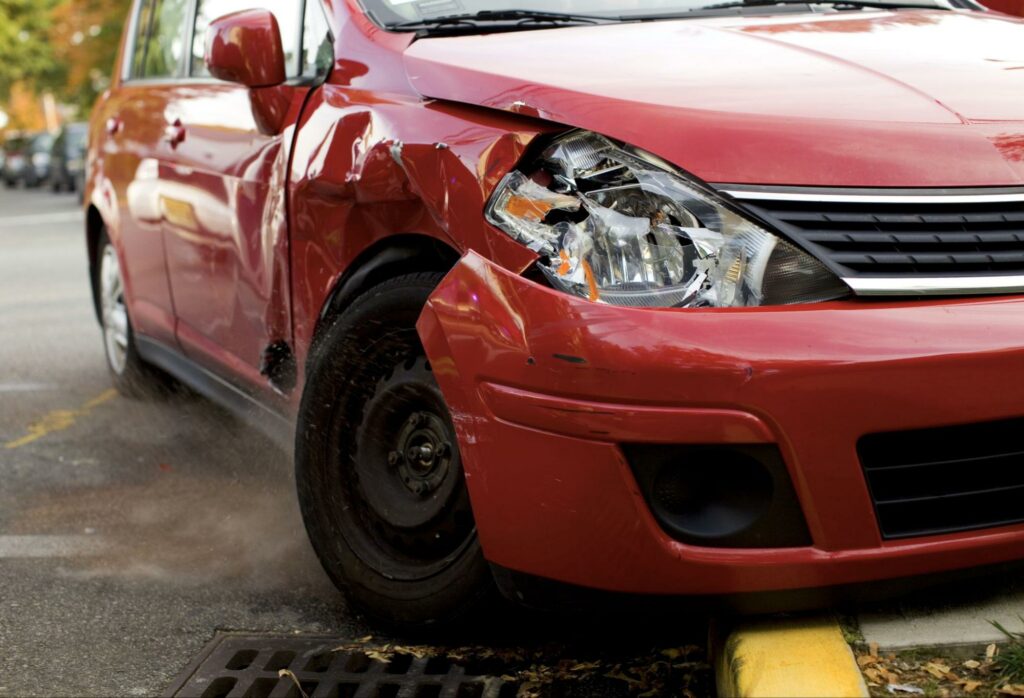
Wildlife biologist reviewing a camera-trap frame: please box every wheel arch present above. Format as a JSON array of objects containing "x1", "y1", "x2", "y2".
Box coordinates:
[
  {"x1": 308, "y1": 232, "x2": 461, "y2": 357},
  {"x1": 86, "y1": 204, "x2": 105, "y2": 323}
]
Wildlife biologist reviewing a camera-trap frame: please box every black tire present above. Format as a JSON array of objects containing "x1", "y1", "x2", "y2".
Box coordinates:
[
  {"x1": 296, "y1": 272, "x2": 494, "y2": 628},
  {"x1": 95, "y1": 231, "x2": 174, "y2": 399}
]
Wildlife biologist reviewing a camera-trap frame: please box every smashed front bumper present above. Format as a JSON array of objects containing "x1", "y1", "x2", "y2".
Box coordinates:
[{"x1": 418, "y1": 252, "x2": 1024, "y2": 596}]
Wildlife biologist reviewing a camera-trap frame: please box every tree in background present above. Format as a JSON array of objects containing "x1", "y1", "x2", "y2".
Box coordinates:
[
  {"x1": 0, "y1": 0, "x2": 131, "y2": 129},
  {"x1": 0, "y1": 0, "x2": 60, "y2": 99},
  {"x1": 49, "y1": 0, "x2": 133, "y2": 114}
]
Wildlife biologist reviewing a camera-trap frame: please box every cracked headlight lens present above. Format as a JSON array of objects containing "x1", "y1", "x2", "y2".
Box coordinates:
[{"x1": 486, "y1": 131, "x2": 849, "y2": 308}]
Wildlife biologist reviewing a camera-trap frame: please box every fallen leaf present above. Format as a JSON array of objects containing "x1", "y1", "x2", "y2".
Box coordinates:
[
  {"x1": 278, "y1": 669, "x2": 309, "y2": 698},
  {"x1": 1000, "y1": 685, "x2": 1024, "y2": 697},
  {"x1": 964, "y1": 660, "x2": 982, "y2": 669},
  {"x1": 871, "y1": 642, "x2": 880, "y2": 657},
  {"x1": 964, "y1": 680, "x2": 982, "y2": 693},
  {"x1": 661, "y1": 647, "x2": 699, "y2": 660},
  {"x1": 881, "y1": 667, "x2": 902, "y2": 682},
  {"x1": 925, "y1": 662, "x2": 951, "y2": 679},
  {"x1": 887, "y1": 684, "x2": 925, "y2": 695},
  {"x1": 988, "y1": 644, "x2": 999, "y2": 660},
  {"x1": 859, "y1": 655, "x2": 879, "y2": 667},
  {"x1": 605, "y1": 671, "x2": 643, "y2": 686}
]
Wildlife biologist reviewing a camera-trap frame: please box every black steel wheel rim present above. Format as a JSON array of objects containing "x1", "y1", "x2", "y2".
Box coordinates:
[{"x1": 332, "y1": 343, "x2": 476, "y2": 582}]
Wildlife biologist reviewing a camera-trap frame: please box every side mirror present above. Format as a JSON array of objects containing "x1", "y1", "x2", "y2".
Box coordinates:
[{"x1": 205, "y1": 9, "x2": 286, "y2": 88}]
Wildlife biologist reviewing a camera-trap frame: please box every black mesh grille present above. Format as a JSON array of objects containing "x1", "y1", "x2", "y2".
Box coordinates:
[
  {"x1": 734, "y1": 191, "x2": 1024, "y2": 279},
  {"x1": 858, "y1": 417, "x2": 1024, "y2": 539}
]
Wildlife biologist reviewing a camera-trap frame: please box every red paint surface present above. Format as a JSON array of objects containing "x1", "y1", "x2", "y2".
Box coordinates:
[
  {"x1": 419, "y1": 254, "x2": 1024, "y2": 593},
  {"x1": 205, "y1": 10, "x2": 287, "y2": 88},
  {"x1": 86, "y1": 0, "x2": 1024, "y2": 597},
  {"x1": 985, "y1": 0, "x2": 1024, "y2": 16}
]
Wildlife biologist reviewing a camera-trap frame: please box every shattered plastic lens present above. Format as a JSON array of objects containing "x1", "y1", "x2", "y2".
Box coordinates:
[{"x1": 485, "y1": 131, "x2": 850, "y2": 308}]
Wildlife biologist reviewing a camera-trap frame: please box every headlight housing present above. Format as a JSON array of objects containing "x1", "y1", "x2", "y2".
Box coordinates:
[{"x1": 485, "y1": 131, "x2": 849, "y2": 308}]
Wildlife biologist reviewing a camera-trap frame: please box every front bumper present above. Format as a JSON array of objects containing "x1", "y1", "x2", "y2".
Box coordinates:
[{"x1": 417, "y1": 252, "x2": 1024, "y2": 596}]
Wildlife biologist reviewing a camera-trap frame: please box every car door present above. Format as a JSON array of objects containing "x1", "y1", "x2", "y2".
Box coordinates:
[
  {"x1": 91, "y1": 0, "x2": 191, "y2": 347},
  {"x1": 158, "y1": 0, "x2": 331, "y2": 395}
]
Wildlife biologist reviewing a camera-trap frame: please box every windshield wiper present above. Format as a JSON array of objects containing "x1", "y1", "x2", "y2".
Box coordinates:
[
  {"x1": 386, "y1": 9, "x2": 620, "y2": 34},
  {"x1": 693, "y1": 0, "x2": 942, "y2": 10}
]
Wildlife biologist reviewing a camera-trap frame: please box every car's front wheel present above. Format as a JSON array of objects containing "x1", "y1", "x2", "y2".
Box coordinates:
[
  {"x1": 96, "y1": 235, "x2": 172, "y2": 398},
  {"x1": 296, "y1": 273, "x2": 494, "y2": 628}
]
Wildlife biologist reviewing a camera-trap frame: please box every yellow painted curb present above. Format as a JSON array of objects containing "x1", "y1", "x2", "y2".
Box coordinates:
[{"x1": 713, "y1": 616, "x2": 869, "y2": 698}]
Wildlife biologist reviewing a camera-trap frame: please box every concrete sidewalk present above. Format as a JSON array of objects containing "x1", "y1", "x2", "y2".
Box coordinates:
[{"x1": 860, "y1": 574, "x2": 1024, "y2": 652}]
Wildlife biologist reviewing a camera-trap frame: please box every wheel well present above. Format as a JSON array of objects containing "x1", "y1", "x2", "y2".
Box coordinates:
[
  {"x1": 86, "y1": 205, "x2": 105, "y2": 322},
  {"x1": 312, "y1": 234, "x2": 461, "y2": 352}
]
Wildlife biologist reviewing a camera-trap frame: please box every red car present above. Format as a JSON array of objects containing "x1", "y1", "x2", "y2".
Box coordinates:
[{"x1": 88, "y1": 0, "x2": 1024, "y2": 625}]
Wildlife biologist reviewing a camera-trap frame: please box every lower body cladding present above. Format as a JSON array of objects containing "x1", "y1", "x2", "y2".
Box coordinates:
[{"x1": 416, "y1": 251, "x2": 1024, "y2": 599}]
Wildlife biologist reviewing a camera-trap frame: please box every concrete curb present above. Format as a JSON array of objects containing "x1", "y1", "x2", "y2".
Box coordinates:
[{"x1": 713, "y1": 615, "x2": 869, "y2": 697}]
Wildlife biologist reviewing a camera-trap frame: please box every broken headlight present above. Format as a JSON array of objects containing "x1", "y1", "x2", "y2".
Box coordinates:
[{"x1": 485, "y1": 131, "x2": 849, "y2": 308}]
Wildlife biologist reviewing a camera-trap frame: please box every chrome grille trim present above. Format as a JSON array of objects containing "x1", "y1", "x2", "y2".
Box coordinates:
[
  {"x1": 715, "y1": 185, "x2": 1024, "y2": 296},
  {"x1": 722, "y1": 190, "x2": 1024, "y2": 205},
  {"x1": 845, "y1": 275, "x2": 1024, "y2": 296}
]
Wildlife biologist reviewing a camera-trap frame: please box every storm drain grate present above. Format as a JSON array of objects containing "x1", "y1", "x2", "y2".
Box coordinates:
[{"x1": 166, "y1": 634, "x2": 514, "y2": 698}]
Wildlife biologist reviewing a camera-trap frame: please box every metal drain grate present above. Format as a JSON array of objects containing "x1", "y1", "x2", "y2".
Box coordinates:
[{"x1": 166, "y1": 634, "x2": 514, "y2": 698}]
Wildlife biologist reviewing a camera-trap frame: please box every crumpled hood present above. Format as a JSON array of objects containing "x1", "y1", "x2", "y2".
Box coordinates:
[{"x1": 403, "y1": 10, "x2": 1024, "y2": 186}]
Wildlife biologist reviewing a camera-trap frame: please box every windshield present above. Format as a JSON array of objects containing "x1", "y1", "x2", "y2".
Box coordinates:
[
  {"x1": 66, "y1": 125, "x2": 88, "y2": 152},
  {"x1": 361, "y1": 0, "x2": 938, "y2": 25},
  {"x1": 31, "y1": 134, "x2": 55, "y2": 153}
]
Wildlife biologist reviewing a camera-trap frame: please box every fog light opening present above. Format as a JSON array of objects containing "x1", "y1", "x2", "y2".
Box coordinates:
[
  {"x1": 650, "y1": 449, "x2": 774, "y2": 540},
  {"x1": 625, "y1": 444, "x2": 811, "y2": 549}
]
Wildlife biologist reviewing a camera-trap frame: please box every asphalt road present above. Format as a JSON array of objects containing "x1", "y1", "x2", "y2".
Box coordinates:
[
  {"x1": 0, "y1": 186, "x2": 712, "y2": 697},
  {"x1": 0, "y1": 186, "x2": 361, "y2": 697}
]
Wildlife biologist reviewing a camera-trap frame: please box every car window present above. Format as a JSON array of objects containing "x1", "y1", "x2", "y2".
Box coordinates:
[
  {"x1": 190, "y1": 1, "x2": 302, "y2": 78},
  {"x1": 130, "y1": 0, "x2": 155, "y2": 78},
  {"x1": 132, "y1": 0, "x2": 190, "y2": 79},
  {"x1": 302, "y1": 0, "x2": 334, "y2": 80},
  {"x1": 32, "y1": 135, "x2": 55, "y2": 154},
  {"x1": 67, "y1": 126, "x2": 88, "y2": 152}
]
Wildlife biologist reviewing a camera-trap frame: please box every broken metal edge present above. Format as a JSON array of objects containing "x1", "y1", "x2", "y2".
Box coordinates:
[{"x1": 711, "y1": 615, "x2": 869, "y2": 698}]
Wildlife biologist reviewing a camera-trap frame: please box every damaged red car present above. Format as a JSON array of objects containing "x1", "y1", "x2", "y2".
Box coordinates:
[{"x1": 87, "y1": 0, "x2": 1024, "y2": 625}]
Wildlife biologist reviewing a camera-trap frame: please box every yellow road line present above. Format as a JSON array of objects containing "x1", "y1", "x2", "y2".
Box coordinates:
[
  {"x1": 4, "y1": 389, "x2": 117, "y2": 450},
  {"x1": 714, "y1": 615, "x2": 869, "y2": 698}
]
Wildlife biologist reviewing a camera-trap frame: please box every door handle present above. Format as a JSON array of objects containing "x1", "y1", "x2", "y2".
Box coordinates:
[
  {"x1": 105, "y1": 118, "x2": 123, "y2": 136},
  {"x1": 164, "y1": 119, "x2": 186, "y2": 148}
]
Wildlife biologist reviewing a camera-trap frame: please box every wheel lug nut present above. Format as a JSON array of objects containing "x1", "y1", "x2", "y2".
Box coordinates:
[
  {"x1": 388, "y1": 451, "x2": 401, "y2": 465},
  {"x1": 408, "y1": 413, "x2": 422, "y2": 427}
]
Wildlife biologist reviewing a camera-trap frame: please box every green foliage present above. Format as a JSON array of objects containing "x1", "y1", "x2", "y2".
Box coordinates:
[
  {"x1": 991, "y1": 618, "x2": 1024, "y2": 686},
  {"x1": 51, "y1": 0, "x2": 134, "y2": 112},
  {"x1": 0, "y1": 0, "x2": 61, "y2": 97},
  {"x1": 0, "y1": 0, "x2": 132, "y2": 117}
]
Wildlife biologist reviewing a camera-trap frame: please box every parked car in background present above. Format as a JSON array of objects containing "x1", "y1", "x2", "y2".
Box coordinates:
[
  {"x1": 49, "y1": 123, "x2": 88, "y2": 194},
  {"x1": 2, "y1": 135, "x2": 28, "y2": 188},
  {"x1": 4, "y1": 132, "x2": 56, "y2": 188},
  {"x1": 89, "y1": 0, "x2": 1024, "y2": 628},
  {"x1": 23, "y1": 133, "x2": 55, "y2": 188}
]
